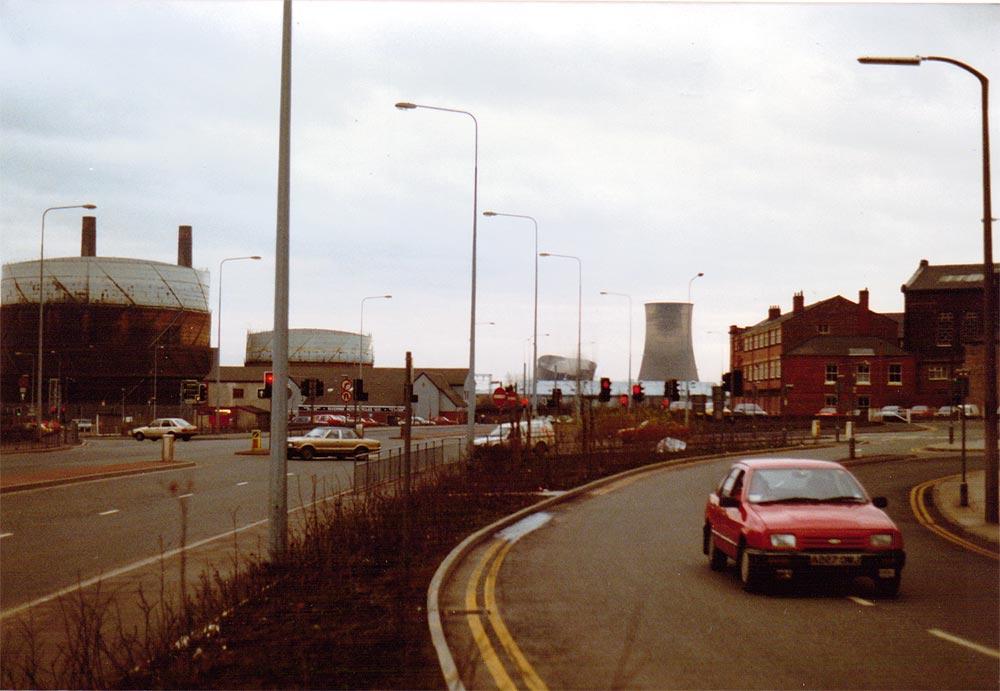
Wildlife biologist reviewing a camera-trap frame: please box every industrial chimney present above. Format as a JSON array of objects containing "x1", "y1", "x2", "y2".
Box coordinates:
[
  {"x1": 81, "y1": 216, "x2": 97, "y2": 257},
  {"x1": 178, "y1": 225, "x2": 193, "y2": 267}
]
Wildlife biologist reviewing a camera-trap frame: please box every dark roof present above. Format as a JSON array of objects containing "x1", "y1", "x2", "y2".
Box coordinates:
[
  {"x1": 785, "y1": 336, "x2": 908, "y2": 358},
  {"x1": 903, "y1": 260, "x2": 1000, "y2": 292}
]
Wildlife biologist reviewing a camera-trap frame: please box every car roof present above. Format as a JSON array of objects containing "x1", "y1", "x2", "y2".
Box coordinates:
[{"x1": 736, "y1": 458, "x2": 845, "y2": 471}]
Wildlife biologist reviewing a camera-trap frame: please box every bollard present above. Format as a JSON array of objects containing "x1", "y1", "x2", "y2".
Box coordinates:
[
  {"x1": 251, "y1": 429, "x2": 262, "y2": 450},
  {"x1": 811, "y1": 419, "x2": 820, "y2": 443},
  {"x1": 846, "y1": 421, "x2": 853, "y2": 440},
  {"x1": 849, "y1": 436, "x2": 856, "y2": 459},
  {"x1": 161, "y1": 432, "x2": 175, "y2": 462}
]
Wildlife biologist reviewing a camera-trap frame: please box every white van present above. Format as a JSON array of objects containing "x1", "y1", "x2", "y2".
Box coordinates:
[{"x1": 474, "y1": 418, "x2": 556, "y2": 455}]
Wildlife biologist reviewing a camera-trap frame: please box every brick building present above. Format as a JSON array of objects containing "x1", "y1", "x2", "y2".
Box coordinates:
[
  {"x1": 900, "y1": 259, "x2": 1000, "y2": 410},
  {"x1": 730, "y1": 289, "x2": 912, "y2": 416}
]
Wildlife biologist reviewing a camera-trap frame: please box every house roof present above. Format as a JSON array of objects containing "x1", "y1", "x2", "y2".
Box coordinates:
[
  {"x1": 903, "y1": 260, "x2": 1000, "y2": 292},
  {"x1": 415, "y1": 371, "x2": 467, "y2": 407},
  {"x1": 785, "y1": 336, "x2": 908, "y2": 358}
]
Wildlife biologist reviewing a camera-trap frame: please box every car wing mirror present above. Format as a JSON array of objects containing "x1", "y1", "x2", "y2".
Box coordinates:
[
  {"x1": 719, "y1": 495, "x2": 741, "y2": 509},
  {"x1": 872, "y1": 496, "x2": 888, "y2": 508}
]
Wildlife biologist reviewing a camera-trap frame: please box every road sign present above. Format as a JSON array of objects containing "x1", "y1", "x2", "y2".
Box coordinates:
[
  {"x1": 181, "y1": 379, "x2": 201, "y2": 404},
  {"x1": 340, "y1": 390, "x2": 352, "y2": 402},
  {"x1": 341, "y1": 378, "x2": 353, "y2": 392},
  {"x1": 492, "y1": 387, "x2": 509, "y2": 407}
]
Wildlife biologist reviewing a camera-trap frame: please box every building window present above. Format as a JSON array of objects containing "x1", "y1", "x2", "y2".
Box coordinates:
[
  {"x1": 775, "y1": 360, "x2": 781, "y2": 378},
  {"x1": 825, "y1": 364, "x2": 838, "y2": 384},
  {"x1": 936, "y1": 313, "x2": 954, "y2": 346},
  {"x1": 825, "y1": 394, "x2": 838, "y2": 406},
  {"x1": 856, "y1": 363, "x2": 870, "y2": 385},
  {"x1": 927, "y1": 365, "x2": 948, "y2": 381},
  {"x1": 961, "y1": 312, "x2": 981, "y2": 342},
  {"x1": 857, "y1": 395, "x2": 870, "y2": 410},
  {"x1": 776, "y1": 330, "x2": 782, "y2": 344},
  {"x1": 888, "y1": 364, "x2": 902, "y2": 385},
  {"x1": 233, "y1": 388, "x2": 245, "y2": 400},
  {"x1": 818, "y1": 324, "x2": 830, "y2": 335}
]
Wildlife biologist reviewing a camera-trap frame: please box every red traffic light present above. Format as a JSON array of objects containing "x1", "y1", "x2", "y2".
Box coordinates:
[
  {"x1": 264, "y1": 371, "x2": 274, "y2": 385},
  {"x1": 631, "y1": 384, "x2": 642, "y2": 395}
]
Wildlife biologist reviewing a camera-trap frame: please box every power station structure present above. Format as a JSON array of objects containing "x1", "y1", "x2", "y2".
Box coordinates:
[
  {"x1": 1, "y1": 219, "x2": 213, "y2": 418},
  {"x1": 245, "y1": 328, "x2": 370, "y2": 366},
  {"x1": 637, "y1": 301, "x2": 699, "y2": 382},
  {"x1": 536, "y1": 354, "x2": 597, "y2": 382}
]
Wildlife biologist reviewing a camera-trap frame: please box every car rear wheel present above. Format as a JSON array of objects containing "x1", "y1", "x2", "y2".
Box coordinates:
[
  {"x1": 299, "y1": 446, "x2": 315, "y2": 461},
  {"x1": 354, "y1": 446, "x2": 370, "y2": 458},
  {"x1": 707, "y1": 529, "x2": 727, "y2": 571},
  {"x1": 133, "y1": 432, "x2": 145, "y2": 441},
  {"x1": 739, "y1": 547, "x2": 766, "y2": 592},
  {"x1": 181, "y1": 435, "x2": 191, "y2": 441}
]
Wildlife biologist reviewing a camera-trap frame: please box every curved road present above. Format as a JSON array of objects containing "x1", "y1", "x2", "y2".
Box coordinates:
[{"x1": 444, "y1": 442, "x2": 999, "y2": 689}]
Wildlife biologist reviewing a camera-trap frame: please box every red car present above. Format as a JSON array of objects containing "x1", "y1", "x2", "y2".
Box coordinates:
[{"x1": 703, "y1": 458, "x2": 905, "y2": 595}]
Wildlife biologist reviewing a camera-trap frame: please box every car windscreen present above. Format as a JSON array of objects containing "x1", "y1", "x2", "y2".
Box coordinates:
[
  {"x1": 747, "y1": 468, "x2": 867, "y2": 504},
  {"x1": 304, "y1": 428, "x2": 328, "y2": 438}
]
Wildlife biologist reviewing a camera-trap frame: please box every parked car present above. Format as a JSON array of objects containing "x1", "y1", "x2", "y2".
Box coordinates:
[
  {"x1": 400, "y1": 415, "x2": 435, "y2": 426},
  {"x1": 877, "y1": 405, "x2": 908, "y2": 422},
  {"x1": 431, "y1": 415, "x2": 456, "y2": 425},
  {"x1": 131, "y1": 418, "x2": 197, "y2": 441},
  {"x1": 815, "y1": 407, "x2": 839, "y2": 417},
  {"x1": 934, "y1": 405, "x2": 957, "y2": 418},
  {"x1": 71, "y1": 418, "x2": 93, "y2": 432},
  {"x1": 958, "y1": 404, "x2": 982, "y2": 418},
  {"x1": 286, "y1": 427, "x2": 380, "y2": 460},
  {"x1": 474, "y1": 419, "x2": 555, "y2": 455},
  {"x1": 732, "y1": 403, "x2": 768, "y2": 416},
  {"x1": 909, "y1": 405, "x2": 933, "y2": 419},
  {"x1": 703, "y1": 458, "x2": 905, "y2": 595}
]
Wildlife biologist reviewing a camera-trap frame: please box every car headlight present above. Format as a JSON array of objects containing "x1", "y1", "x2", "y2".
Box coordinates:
[
  {"x1": 869, "y1": 533, "x2": 893, "y2": 547},
  {"x1": 770, "y1": 533, "x2": 796, "y2": 549}
]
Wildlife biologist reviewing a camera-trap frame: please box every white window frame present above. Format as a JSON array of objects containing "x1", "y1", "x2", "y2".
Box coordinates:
[
  {"x1": 888, "y1": 364, "x2": 902, "y2": 385},
  {"x1": 825, "y1": 364, "x2": 838, "y2": 384},
  {"x1": 856, "y1": 363, "x2": 870, "y2": 385}
]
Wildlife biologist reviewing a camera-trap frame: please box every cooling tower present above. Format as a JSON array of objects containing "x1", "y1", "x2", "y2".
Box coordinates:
[{"x1": 637, "y1": 302, "x2": 698, "y2": 381}]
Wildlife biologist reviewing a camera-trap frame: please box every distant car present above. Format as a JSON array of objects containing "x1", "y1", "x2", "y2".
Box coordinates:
[
  {"x1": 431, "y1": 416, "x2": 455, "y2": 425},
  {"x1": 474, "y1": 419, "x2": 555, "y2": 455},
  {"x1": 131, "y1": 418, "x2": 197, "y2": 441},
  {"x1": 401, "y1": 416, "x2": 435, "y2": 426},
  {"x1": 877, "y1": 405, "x2": 908, "y2": 422},
  {"x1": 934, "y1": 405, "x2": 957, "y2": 418},
  {"x1": 703, "y1": 458, "x2": 905, "y2": 595},
  {"x1": 909, "y1": 405, "x2": 933, "y2": 419},
  {"x1": 71, "y1": 418, "x2": 93, "y2": 432},
  {"x1": 732, "y1": 403, "x2": 768, "y2": 416},
  {"x1": 958, "y1": 404, "x2": 982, "y2": 418},
  {"x1": 286, "y1": 427, "x2": 381, "y2": 460},
  {"x1": 815, "y1": 407, "x2": 839, "y2": 417}
]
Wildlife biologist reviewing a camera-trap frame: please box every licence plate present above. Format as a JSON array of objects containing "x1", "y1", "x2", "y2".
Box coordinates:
[{"x1": 809, "y1": 553, "x2": 861, "y2": 566}]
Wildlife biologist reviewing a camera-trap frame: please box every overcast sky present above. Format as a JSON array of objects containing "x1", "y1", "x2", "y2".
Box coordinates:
[{"x1": 2, "y1": 1, "x2": 997, "y2": 385}]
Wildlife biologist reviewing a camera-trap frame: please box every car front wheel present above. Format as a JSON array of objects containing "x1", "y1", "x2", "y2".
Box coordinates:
[
  {"x1": 739, "y1": 547, "x2": 766, "y2": 592},
  {"x1": 299, "y1": 446, "x2": 315, "y2": 461},
  {"x1": 133, "y1": 432, "x2": 145, "y2": 441}
]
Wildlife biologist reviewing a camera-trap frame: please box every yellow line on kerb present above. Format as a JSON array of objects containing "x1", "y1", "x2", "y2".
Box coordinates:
[
  {"x1": 910, "y1": 478, "x2": 999, "y2": 561},
  {"x1": 466, "y1": 538, "x2": 549, "y2": 690}
]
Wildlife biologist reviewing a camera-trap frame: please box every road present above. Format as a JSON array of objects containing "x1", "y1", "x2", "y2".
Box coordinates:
[
  {"x1": 0, "y1": 426, "x2": 467, "y2": 612},
  {"x1": 443, "y1": 424, "x2": 998, "y2": 689}
]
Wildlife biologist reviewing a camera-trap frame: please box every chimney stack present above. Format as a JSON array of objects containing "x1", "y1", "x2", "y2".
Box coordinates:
[
  {"x1": 859, "y1": 288, "x2": 870, "y2": 311},
  {"x1": 178, "y1": 225, "x2": 192, "y2": 267},
  {"x1": 81, "y1": 216, "x2": 97, "y2": 257},
  {"x1": 768, "y1": 305, "x2": 781, "y2": 320},
  {"x1": 793, "y1": 291, "x2": 804, "y2": 314}
]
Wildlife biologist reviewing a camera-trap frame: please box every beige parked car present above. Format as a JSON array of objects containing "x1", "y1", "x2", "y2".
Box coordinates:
[
  {"x1": 286, "y1": 427, "x2": 381, "y2": 460},
  {"x1": 131, "y1": 418, "x2": 198, "y2": 441}
]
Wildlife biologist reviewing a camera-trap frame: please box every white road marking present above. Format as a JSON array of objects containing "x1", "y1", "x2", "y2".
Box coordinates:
[
  {"x1": 847, "y1": 596, "x2": 875, "y2": 607},
  {"x1": 98, "y1": 509, "x2": 120, "y2": 516},
  {"x1": 236, "y1": 481, "x2": 249, "y2": 486},
  {"x1": 496, "y1": 512, "x2": 553, "y2": 543},
  {"x1": 928, "y1": 629, "x2": 1000, "y2": 659},
  {"x1": 0, "y1": 533, "x2": 13, "y2": 539},
  {"x1": 177, "y1": 493, "x2": 193, "y2": 499}
]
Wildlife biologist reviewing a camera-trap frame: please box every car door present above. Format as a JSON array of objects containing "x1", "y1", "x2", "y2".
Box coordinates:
[{"x1": 710, "y1": 466, "x2": 747, "y2": 558}]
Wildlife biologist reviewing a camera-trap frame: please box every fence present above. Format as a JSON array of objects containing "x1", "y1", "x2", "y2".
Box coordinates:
[{"x1": 353, "y1": 438, "x2": 461, "y2": 494}]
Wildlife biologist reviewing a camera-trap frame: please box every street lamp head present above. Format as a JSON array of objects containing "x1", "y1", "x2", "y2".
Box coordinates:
[
  {"x1": 250, "y1": 255, "x2": 262, "y2": 260},
  {"x1": 82, "y1": 204, "x2": 97, "y2": 210},
  {"x1": 383, "y1": 294, "x2": 392, "y2": 299},
  {"x1": 858, "y1": 56, "x2": 922, "y2": 66},
  {"x1": 697, "y1": 272, "x2": 704, "y2": 277},
  {"x1": 483, "y1": 211, "x2": 497, "y2": 217},
  {"x1": 395, "y1": 102, "x2": 417, "y2": 110},
  {"x1": 539, "y1": 252, "x2": 551, "y2": 257}
]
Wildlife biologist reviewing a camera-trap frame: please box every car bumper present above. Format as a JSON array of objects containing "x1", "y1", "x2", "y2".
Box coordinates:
[{"x1": 744, "y1": 548, "x2": 906, "y2": 581}]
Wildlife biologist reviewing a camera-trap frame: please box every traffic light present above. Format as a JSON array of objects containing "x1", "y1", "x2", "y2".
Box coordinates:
[
  {"x1": 618, "y1": 394, "x2": 629, "y2": 407},
  {"x1": 553, "y1": 388, "x2": 562, "y2": 408},
  {"x1": 198, "y1": 383, "x2": 208, "y2": 403},
  {"x1": 314, "y1": 379, "x2": 324, "y2": 397},
  {"x1": 732, "y1": 369, "x2": 744, "y2": 396},
  {"x1": 665, "y1": 379, "x2": 679, "y2": 401},
  {"x1": 354, "y1": 378, "x2": 369, "y2": 402},
  {"x1": 952, "y1": 374, "x2": 970, "y2": 404},
  {"x1": 262, "y1": 370, "x2": 274, "y2": 399},
  {"x1": 722, "y1": 372, "x2": 732, "y2": 392},
  {"x1": 632, "y1": 383, "x2": 645, "y2": 403},
  {"x1": 599, "y1": 377, "x2": 612, "y2": 402}
]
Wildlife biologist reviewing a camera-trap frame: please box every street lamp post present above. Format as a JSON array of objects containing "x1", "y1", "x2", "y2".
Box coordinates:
[
  {"x1": 358, "y1": 294, "x2": 392, "y2": 423},
  {"x1": 600, "y1": 291, "x2": 633, "y2": 406},
  {"x1": 37, "y1": 203, "x2": 96, "y2": 429},
  {"x1": 15, "y1": 351, "x2": 36, "y2": 413},
  {"x1": 482, "y1": 211, "x2": 540, "y2": 418},
  {"x1": 541, "y1": 253, "x2": 583, "y2": 418},
  {"x1": 215, "y1": 256, "x2": 261, "y2": 432},
  {"x1": 858, "y1": 54, "x2": 998, "y2": 524},
  {"x1": 688, "y1": 271, "x2": 704, "y2": 303},
  {"x1": 396, "y1": 101, "x2": 479, "y2": 455},
  {"x1": 152, "y1": 345, "x2": 164, "y2": 419}
]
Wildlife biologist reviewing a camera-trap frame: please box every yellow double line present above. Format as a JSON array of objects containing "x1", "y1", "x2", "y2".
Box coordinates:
[
  {"x1": 910, "y1": 477, "x2": 999, "y2": 560},
  {"x1": 465, "y1": 538, "x2": 548, "y2": 690}
]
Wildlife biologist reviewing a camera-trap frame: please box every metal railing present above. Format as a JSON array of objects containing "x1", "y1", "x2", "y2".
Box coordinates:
[{"x1": 353, "y1": 438, "x2": 462, "y2": 494}]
